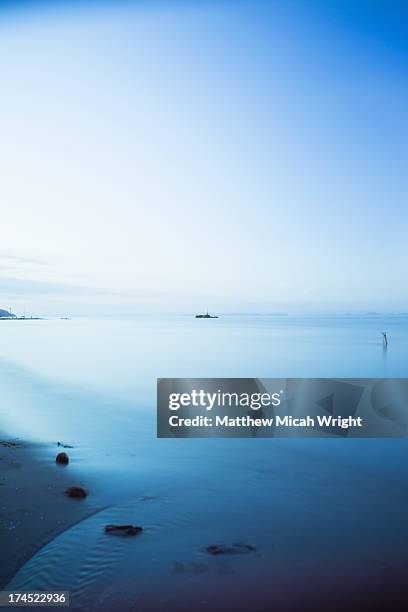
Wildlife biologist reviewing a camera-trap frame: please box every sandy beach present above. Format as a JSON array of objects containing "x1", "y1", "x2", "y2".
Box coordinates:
[{"x1": 0, "y1": 433, "x2": 97, "y2": 589}]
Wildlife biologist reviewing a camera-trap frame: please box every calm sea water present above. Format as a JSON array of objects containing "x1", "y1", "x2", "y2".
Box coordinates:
[{"x1": 1, "y1": 315, "x2": 408, "y2": 610}]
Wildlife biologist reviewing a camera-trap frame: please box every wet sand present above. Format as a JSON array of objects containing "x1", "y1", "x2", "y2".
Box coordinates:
[
  {"x1": 2, "y1": 433, "x2": 408, "y2": 611},
  {"x1": 0, "y1": 435, "x2": 97, "y2": 589}
]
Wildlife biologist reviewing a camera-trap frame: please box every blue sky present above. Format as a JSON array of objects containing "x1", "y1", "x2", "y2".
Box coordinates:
[{"x1": 0, "y1": 0, "x2": 407, "y2": 314}]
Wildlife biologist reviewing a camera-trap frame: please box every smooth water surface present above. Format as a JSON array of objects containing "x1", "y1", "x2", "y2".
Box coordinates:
[{"x1": 1, "y1": 315, "x2": 407, "y2": 610}]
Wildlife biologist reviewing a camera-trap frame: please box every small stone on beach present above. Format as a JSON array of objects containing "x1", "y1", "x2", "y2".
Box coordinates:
[
  {"x1": 65, "y1": 486, "x2": 87, "y2": 499},
  {"x1": 56, "y1": 452, "x2": 69, "y2": 465},
  {"x1": 104, "y1": 524, "x2": 143, "y2": 536}
]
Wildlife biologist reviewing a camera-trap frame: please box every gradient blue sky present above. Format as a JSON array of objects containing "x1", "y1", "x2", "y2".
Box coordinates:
[{"x1": 0, "y1": 0, "x2": 407, "y2": 314}]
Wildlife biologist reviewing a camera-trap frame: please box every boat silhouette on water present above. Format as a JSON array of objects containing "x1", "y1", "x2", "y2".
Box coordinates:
[{"x1": 195, "y1": 310, "x2": 219, "y2": 319}]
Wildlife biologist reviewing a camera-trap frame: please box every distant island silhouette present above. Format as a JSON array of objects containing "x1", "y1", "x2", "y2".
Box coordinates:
[{"x1": 0, "y1": 309, "x2": 16, "y2": 318}]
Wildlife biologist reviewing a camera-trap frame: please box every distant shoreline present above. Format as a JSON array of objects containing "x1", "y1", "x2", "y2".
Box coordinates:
[{"x1": 0, "y1": 317, "x2": 44, "y2": 321}]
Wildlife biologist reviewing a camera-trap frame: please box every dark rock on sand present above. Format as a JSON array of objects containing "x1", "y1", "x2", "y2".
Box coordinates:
[
  {"x1": 56, "y1": 452, "x2": 69, "y2": 465},
  {"x1": 205, "y1": 543, "x2": 256, "y2": 556},
  {"x1": 105, "y1": 524, "x2": 143, "y2": 536},
  {"x1": 65, "y1": 486, "x2": 87, "y2": 499}
]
